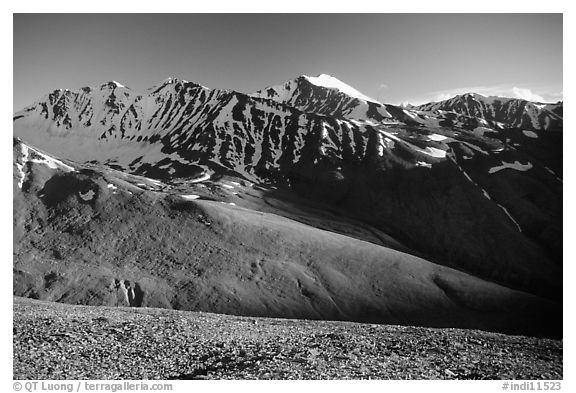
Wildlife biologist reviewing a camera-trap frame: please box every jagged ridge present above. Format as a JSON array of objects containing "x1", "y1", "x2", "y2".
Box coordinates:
[{"x1": 414, "y1": 93, "x2": 562, "y2": 132}]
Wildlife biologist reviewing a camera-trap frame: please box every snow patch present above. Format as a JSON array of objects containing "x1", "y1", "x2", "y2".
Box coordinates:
[
  {"x1": 16, "y1": 143, "x2": 75, "y2": 189},
  {"x1": 181, "y1": 194, "x2": 200, "y2": 200},
  {"x1": 481, "y1": 189, "x2": 492, "y2": 200},
  {"x1": 427, "y1": 133, "x2": 448, "y2": 141},
  {"x1": 79, "y1": 190, "x2": 95, "y2": 201},
  {"x1": 544, "y1": 167, "x2": 562, "y2": 182},
  {"x1": 29, "y1": 149, "x2": 76, "y2": 172},
  {"x1": 16, "y1": 144, "x2": 30, "y2": 188},
  {"x1": 221, "y1": 184, "x2": 234, "y2": 189},
  {"x1": 448, "y1": 155, "x2": 491, "y2": 201},
  {"x1": 416, "y1": 161, "x2": 432, "y2": 168},
  {"x1": 522, "y1": 130, "x2": 539, "y2": 139},
  {"x1": 377, "y1": 128, "x2": 447, "y2": 159},
  {"x1": 422, "y1": 147, "x2": 447, "y2": 158},
  {"x1": 190, "y1": 172, "x2": 211, "y2": 183},
  {"x1": 402, "y1": 110, "x2": 417, "y2": 119},
  {"x1": 497, "y1": 204, "x2": 522, "y2": 232},
  {"x1": 489, "y1": 161, "x2": 533, "y2": 174}
]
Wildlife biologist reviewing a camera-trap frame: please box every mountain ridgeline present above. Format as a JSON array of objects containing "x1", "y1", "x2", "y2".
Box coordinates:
[
  {"x1": 15, "y1": 78, "x2": 380, "y2": 181},
  {"x1": 13, "y1": 74, "x2": 563, "y2": 337},
  {"x1": 414, "y1": 93, "x2": 562, "y2": 132}
]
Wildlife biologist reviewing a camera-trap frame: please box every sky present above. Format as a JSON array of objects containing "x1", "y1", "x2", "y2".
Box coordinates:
[{"x1": 13, "y1": 13, "x2": 562, "y2": 111}]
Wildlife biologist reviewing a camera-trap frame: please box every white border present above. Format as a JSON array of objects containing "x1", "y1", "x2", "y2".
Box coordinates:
[{"x1": 4, "y1": 2, "x2": 572, "y2": 390}]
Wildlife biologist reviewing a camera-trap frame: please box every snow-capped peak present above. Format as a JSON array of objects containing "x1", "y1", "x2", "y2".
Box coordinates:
[
  {"x1": 148, "y1": 77, "x2": 205, "y2": 92},
  {"x1": 162, "y1": 76, "x2": 178, "y2": 84},
  {"x1": 303, "y1": 74, "x2": 379, "y2": 103},
  {"x1": 461, "y1": 92, "x2": 485, "y2": 99},
  {"x1": 160, "y1": 76, "x2": 191, "y2": 85},
  {"x1": 100, "y1": 80, "x2": 127, "y2": 89}
]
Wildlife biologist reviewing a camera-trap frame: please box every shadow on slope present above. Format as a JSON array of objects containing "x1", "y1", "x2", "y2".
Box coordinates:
[{"x1": 13, "y1": 165, "x2": 561, "y2": 338}]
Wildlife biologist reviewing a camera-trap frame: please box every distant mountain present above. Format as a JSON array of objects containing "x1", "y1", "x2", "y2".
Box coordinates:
[
  {"x1": 13, "y1": 76, "x2": 496, "y2": 183},
  {"x1": 13, "y1": 74, "x2": 563, "y2": 337},
  {"x1": 414, "y1": 93, "x2": 563, "y2": 132},
  {"x1": 252, "y1": 74, "x2": 394, "y2": 123}
]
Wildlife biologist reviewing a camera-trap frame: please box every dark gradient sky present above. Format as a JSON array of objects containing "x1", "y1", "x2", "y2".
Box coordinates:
[{"x1": 13, "y1": 13, "x2": 562, "y2": 111}]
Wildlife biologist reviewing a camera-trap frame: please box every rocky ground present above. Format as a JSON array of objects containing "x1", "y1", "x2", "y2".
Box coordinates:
[{"x1": 13, "y1": 297, "x2": 562, "y2": 380}]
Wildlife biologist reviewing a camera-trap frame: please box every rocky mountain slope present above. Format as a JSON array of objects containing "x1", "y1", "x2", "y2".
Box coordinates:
[
  {"x1": 13, "y1": 75, "x2": 563, "y2": 338},
  {"x1": 414, "y1": 93, "x2": 562, "y2": 132},
  {"x1": 13, "y1": 297, "x2": 562, "y2": 380}
]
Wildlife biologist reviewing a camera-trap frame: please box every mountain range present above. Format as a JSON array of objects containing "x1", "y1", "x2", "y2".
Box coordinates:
[{"x1": 13, "y1": 74, "x2": 563, "y2": 337}]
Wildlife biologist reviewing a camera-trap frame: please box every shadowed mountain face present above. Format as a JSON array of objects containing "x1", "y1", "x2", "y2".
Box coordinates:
[{"x1": 13, "y1": 75, "x2": 562, "y2": 337}]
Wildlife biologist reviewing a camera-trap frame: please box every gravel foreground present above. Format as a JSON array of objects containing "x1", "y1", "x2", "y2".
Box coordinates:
[{"x1": 13, "y1": 297, "x2": 562, "y2": 380}]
